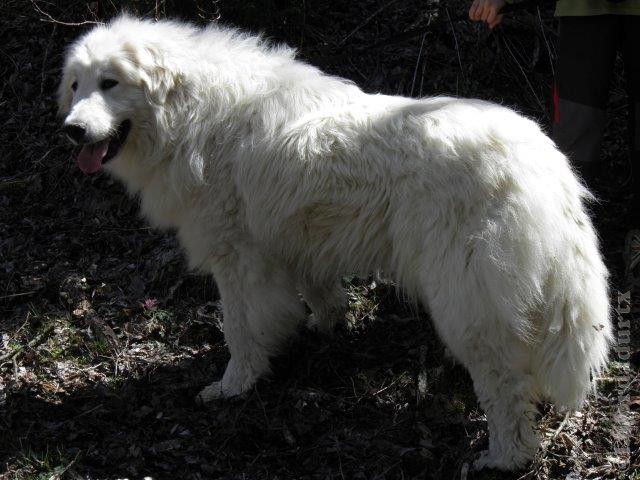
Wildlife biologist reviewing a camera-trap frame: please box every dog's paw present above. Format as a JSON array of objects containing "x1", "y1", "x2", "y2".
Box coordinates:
[
  {"x1": 196, "y1": 374, "x2": 254, "y2": 404},
  {"x1": 197, "y1": 358, "x2": 264, "y2": 404},
  {"x1": 473, "y1": 449, "x2": 529, "y2": 472},
  {"x1": 473, "y1": 450, "x2": 496, "y2": 471},
  {"x1": 195, "y1": 382, "x2": 226, "y2": 404},
  {"x1": 306, "y1": 313, "x2": 337, "y2": 335},
  {"x1": 196, "y1": 381, "x2": 247, "y2": 404}
]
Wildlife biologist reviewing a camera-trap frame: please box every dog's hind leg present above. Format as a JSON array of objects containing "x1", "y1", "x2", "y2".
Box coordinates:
[
  {"x1": 427, "y1": 299, "x2": 540, "y2": 470},
  {"x1": 300, "y1": 280, "x2": 348, "y2": 334},
  {"x1": 196, "y1": 253, "x2": 305, "y2": 403},
  {"x1": 466, "y1": 350, "x2": 540, "y2": 470}
]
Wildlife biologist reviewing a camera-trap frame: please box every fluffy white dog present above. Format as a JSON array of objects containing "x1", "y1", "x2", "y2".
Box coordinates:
[{"x1": 58, "y1": 15, "x2": 612, "y2": 470}]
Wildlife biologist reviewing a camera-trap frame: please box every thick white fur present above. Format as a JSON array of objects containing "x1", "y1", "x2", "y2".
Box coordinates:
[{"x1": 59, "y1": 16, "x2": 612, "y2": 470}]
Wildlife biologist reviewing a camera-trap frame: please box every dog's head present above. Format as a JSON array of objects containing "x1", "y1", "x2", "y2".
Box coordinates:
[{"x1": 58, "y1": 15, "x2": 181, "y2": 174}]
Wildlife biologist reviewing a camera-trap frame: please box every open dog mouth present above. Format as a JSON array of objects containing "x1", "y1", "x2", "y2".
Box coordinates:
[{"x1": 75, "y1": 120, "x2": 131, "y2": 174}]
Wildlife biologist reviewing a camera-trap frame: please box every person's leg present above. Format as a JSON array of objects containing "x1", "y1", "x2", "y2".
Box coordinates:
[
  {"x1": 621, "y1": 16, "x2": 640, "y2": 210},
  {"x1": 553, "y1": 16, "x2": 620, "y2": 186},
  {"x1": 621, "y1": 15, "x2": 640, "y2": 296}
]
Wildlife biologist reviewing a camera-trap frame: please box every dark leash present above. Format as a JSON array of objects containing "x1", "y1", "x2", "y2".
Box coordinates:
[
  {"x1": 364, "y1": 0, "x2": 557, "y2": 51},
  {"x1": 313, "y1": 0, "x2": 556, "y2": 63}
]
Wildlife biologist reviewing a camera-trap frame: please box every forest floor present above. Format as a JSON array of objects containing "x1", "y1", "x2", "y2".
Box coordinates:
[{"x1": 0, "y1": 0, "x2": 638, "y2": 479}]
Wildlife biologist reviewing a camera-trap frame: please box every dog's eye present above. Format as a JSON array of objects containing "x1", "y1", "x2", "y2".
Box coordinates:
[
  {"x1": 71, "y1": 81, "x2": 78, "y2": 92},
  {"x1": 100, "y1": 79, "x2": 119, "y2": 90}
]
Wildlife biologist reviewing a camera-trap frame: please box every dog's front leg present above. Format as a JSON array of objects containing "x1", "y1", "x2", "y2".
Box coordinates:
[{"x1": 196, "y1": 254, "x2": 305, "y2": 403}]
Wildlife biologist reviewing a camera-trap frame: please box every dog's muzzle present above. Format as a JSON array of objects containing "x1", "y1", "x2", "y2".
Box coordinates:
[{"x1": 63, "y1": 124, "x2": 86, "y2": 144}]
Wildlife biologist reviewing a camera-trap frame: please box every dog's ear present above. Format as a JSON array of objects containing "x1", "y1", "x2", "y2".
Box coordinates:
[{"x1": 122, "y1": 41, "x2": 180, "y2": 105}]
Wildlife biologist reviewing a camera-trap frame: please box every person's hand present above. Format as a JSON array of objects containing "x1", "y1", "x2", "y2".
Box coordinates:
[{"x1": 469, "y1": 0, "x2": 506, "y2": 29}]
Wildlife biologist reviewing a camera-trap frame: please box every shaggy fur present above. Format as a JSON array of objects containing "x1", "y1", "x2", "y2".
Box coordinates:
[{"x1": 59, "y1": 15, "x2": 612, "y2": 470}]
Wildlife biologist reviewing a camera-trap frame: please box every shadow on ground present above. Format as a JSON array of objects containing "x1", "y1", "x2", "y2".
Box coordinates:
[{"x1": 2, "y1": 309, "x2": 492, "y2": 479}]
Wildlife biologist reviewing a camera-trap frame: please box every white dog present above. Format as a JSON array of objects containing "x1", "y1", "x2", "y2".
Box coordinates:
[{"x1": 58, "y1": 15, "x2": 612, "y2": 470}]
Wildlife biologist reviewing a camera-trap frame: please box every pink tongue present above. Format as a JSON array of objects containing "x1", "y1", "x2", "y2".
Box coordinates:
[{"x1": 76, "y1": 140, "x2": 109, "y2": 174}]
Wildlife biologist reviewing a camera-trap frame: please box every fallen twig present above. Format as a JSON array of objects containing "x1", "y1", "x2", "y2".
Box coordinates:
[
  {"x1": 0, "y1": 291, "x2": 36, "y2": 300},
  {"x1": 445, "y1": 7, "x2": 464, "y2": 82},
  {"x1": 0, "y1": 323, "x2": 55, "y2": 367},
  {"x1": 538, "y1": 411, "x2": 571, "y2": 458},
  {"x1": 339, "y1": 0, "x2": 399, "y2": 46},
  {"x1": 30, "y1": 0, "x2": 102, "y2": 27}
]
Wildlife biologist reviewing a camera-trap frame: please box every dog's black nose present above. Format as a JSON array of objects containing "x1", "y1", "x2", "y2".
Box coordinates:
[{"x1": 63, "y1": 124, "x2": 86, "y2": 144}]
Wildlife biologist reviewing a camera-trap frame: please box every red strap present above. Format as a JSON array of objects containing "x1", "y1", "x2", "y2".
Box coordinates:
[{"x1": 553, "y1": 84, "x2": 561, "y2": 124}]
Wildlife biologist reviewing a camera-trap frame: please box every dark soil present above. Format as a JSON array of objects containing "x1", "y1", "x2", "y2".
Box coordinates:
[{"x1": 1, "y1": 1, "x2": 638, "y2": 479}]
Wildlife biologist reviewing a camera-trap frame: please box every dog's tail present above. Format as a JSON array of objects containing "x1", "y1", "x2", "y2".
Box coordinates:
[{"x1": 533, "y1": 204, "x2": 612, "y2": 409}]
